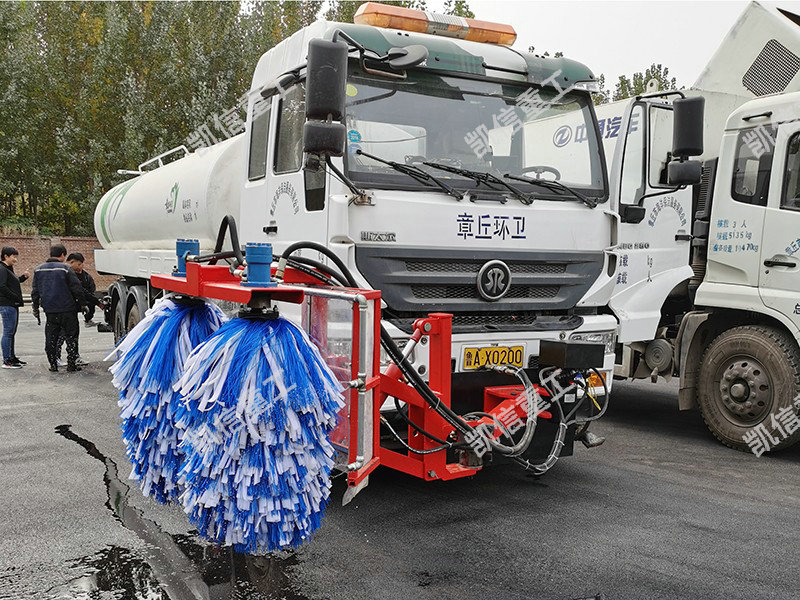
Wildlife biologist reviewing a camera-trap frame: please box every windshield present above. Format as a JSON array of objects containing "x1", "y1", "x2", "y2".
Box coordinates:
[{"x1": 343, "y1": 67, "x2": 607, "y2": 201}]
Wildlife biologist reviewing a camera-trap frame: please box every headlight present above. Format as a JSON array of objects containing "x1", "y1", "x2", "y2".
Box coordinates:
[{"x1": 569, "y1": 330, "x2": 615, "y2": 355}]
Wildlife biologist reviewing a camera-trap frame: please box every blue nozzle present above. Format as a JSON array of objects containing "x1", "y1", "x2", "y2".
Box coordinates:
[
  {"x1": 243, "y1": 242, "x2": 276, "y2": 287},
  {"x1": 175, "y1": 239, "x2": 200, "y2": 277}
]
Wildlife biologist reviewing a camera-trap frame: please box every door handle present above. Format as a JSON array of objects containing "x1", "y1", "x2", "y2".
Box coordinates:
[{"x1": 764, "y1": 258, "x2": 797, "y2": 268}]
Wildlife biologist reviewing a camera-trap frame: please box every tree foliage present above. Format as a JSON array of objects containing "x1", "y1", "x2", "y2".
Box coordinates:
[
  {"x1": 606, "y1": 63, "x2": 678, "y2": 103},
  {"x1": 5, "y1": 0, "x2": 476, "y2": 235}
]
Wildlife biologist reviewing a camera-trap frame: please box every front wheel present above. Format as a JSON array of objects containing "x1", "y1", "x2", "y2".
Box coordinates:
[{"x1": 698, "y1": 325, "x2": 800, "y2": 452}]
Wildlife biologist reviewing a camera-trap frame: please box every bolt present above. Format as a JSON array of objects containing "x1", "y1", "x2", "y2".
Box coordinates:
[
  {"x1": 428, "y1": 470, "x2": 437, "y2": 478},
  {"x1": 423, "y1": 322, "x2": 432, "y2": 332}
]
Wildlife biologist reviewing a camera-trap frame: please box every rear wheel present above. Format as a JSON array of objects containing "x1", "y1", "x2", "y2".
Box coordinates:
[
  {"x1": 113, "y1": 300, "x2": 126, "y2": 344},
  {"x1": 698, "y1": 325, "x2": 800, "y2": 452},
  {"x1": 126, "y1": 303, "x2": 141, "y2": 333}
]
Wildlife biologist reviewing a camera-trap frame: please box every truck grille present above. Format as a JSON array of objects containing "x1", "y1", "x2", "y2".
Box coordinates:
[
  {"x1": 355, "y1": 245, "x2": 604, "y2": 315},
  {"x1": 411, "y1": 284, "x2": 559, "y2": 299},
  {"x1": 406, "y1": 259, "x2": 566, "y2": 275}
]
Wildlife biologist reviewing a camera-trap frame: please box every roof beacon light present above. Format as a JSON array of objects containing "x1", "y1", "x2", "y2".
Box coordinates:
[{"x1": 354, "y1": 2, "x2": 517, "y2": 46}]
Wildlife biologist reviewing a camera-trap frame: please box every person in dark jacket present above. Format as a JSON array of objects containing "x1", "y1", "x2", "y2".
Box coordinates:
[
  {"x1": 67, "y1": 253, "x2": 104, "y2": 325},
  {"x1": 31, "y1": 245, "x2": 87, "y2": 372},
  {"x1": 54, "y1": 253, "x2": 106, "y2": 366},
  {"x1": 0, "y1": 246, "x2": 30, "y2": 369}
]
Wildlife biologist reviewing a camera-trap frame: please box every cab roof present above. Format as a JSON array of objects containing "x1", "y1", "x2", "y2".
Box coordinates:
[
  {"x1": 250, "y1": 19, "x2": 596, "y2": 94},
  {"x1": 725, "y1": 90, "x2": 800, "y2": 130}
]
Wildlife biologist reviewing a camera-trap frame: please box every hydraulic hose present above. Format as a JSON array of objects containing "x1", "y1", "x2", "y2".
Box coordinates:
[{"x1": 210, "y1": 215, "x2": 245, "y2": 268}]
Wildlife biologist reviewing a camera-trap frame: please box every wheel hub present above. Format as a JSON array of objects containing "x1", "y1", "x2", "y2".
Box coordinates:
[{"x1": 718, "y1": 357, "x2": 772, "y2": 426}]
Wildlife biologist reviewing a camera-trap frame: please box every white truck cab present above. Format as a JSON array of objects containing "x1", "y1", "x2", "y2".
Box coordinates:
[{"x1": 604, "y1": 1, "x2": 800, "y2": 451}]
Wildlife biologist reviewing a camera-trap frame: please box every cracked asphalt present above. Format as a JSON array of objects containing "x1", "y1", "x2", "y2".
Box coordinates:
[{"x1": 1, "y1": 305, "x2": 799, "y2": 600}]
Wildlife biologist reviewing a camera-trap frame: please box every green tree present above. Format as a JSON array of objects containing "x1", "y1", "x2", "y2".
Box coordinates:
[
  {"x1": 443, "y1": 0, "x2": 475, "y2": 18},
  {"x1": 612, "y1": 63, "x2": 677, "y2": 102}
]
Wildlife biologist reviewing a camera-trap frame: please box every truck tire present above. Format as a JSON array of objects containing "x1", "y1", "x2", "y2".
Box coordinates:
[
  {"x1": 113, "y1": 300, "x2": 127, "y2": 344},
  {"x1": 127, "y1": 302, "x2": 141, "y2": 332},
  {"x1": 698, "y1": 325, "x2": 800, "y2": 452}
]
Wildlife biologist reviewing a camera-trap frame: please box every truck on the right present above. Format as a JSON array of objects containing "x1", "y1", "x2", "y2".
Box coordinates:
[{"x1": 601, "y1": 1, "x2": 800, "y2": 451}]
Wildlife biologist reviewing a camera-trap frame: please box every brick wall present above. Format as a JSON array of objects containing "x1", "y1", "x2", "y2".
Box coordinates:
[{"x1": 0, "y1": 235, "x2": 116, "y2": 294}]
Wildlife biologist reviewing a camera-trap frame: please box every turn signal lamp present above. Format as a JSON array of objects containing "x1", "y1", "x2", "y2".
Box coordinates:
[{"x1": 354, "y1": 2, "x2": 517, "y2": 46}]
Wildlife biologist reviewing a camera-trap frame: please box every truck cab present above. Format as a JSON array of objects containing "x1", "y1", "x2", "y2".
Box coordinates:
[{"x1": 604, "y1": 1, "x2": 800, "y2": 451}]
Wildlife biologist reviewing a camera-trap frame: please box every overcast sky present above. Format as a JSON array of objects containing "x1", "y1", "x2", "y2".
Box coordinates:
[{"x1": 426, "y1": 1, "x2": 800, "y2": 88}]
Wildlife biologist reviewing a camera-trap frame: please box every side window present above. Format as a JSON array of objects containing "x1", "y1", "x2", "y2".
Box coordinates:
[
  {"x1": 648, "y1": 105, "x2": 673, "y2": 187},
  {"x1": 274, "y1": 84, "x2": 305, "y2": 174},
  {"x1": 620, "y1": 104, "x2": 645, "y2": 202},
  {"x1": 248, "y1": 96, "x2": 272, "y2": 181},
  {"x1": 781, "y1": 132, "x2": 800, "y2": 211},
  {"x1": 731, "y1": 126, "x2": 776, "y2": 206}
]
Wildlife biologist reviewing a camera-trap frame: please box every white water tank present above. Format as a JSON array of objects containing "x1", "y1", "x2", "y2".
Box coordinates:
[{"x1": 94, "y1": 135, "x2": 243, "y2": 251}]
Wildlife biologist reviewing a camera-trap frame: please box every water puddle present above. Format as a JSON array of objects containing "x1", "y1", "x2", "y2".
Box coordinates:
[{"x1": 50, "y1": 424, "x2": 307, "y2": 600}]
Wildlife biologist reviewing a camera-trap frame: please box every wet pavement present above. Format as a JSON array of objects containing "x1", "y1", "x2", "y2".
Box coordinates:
[{"x1": 1, "y1": 306, "x2": 799, "y2": 600}]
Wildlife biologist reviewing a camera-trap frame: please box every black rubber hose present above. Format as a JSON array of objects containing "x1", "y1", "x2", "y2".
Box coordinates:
[
  {"x1": 275, "y1": 253, "x2": 350, "y2": 287},
  {"x1": 211, "y1": 215, "x2": 245, "y2": 267},
  {"x1": 279, "y1": 241, "x2": 358, "y2": 287},
  {"x1": 192, "y1": 250, "x2": 237, "y2": 263}
]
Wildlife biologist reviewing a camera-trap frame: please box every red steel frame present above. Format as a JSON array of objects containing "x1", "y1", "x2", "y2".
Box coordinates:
[{"x1": 151, "y1": 262, "x2": 547, "y2": 489}]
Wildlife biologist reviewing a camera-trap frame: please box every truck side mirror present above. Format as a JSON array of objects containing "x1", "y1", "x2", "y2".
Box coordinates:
[
  {"x1": 668, "y1": 160, "x2": 703, "y2": 186},
  {"x1": 672, "y1": 96, "x2": 704, "y2": 158},
  {"x1": 304, "y1": 39, "x2": 348, "y2": 157}
]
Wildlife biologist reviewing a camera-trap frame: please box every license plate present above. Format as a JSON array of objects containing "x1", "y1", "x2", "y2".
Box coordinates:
[{"x1": 462, "y1": 345, "x2": 525, "y2": 370}]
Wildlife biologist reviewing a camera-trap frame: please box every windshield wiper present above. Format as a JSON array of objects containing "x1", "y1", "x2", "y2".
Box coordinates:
[
  {"x1": 355, "y1": 150, "x2": 464, "y2": 201},
  {"x1": 423, "y1": 162, "x2": 534, "y2": 205},
  {"x1": 504, "y1": 173, "x2": 597, "y2": 208}
]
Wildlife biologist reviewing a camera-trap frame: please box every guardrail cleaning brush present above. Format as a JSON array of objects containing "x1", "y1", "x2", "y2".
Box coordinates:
[
  {"x1": 108, "y1": 296, "x2": 226, "y2": 504},
  {"x1": 174, "y1": 312, "x2": 344, "y2": 554}
]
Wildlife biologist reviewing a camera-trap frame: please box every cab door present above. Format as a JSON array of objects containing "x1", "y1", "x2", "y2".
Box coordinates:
[
  {"x1": 759, "y1": 122, "x2": 800, "y2": 329},
  {"x1": 610, "y1": 99, "x2": 694, "y2": 342},
  {"x1": 266, "y1": 82, "x2": 329, "y2": 257}
]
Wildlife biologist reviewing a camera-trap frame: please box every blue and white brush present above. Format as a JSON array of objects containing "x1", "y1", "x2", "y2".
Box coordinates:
[
  {"x1": 174, "y1": 316, "x2": 344, "y2": 554},
  {"x1": 108, "y1": 296, "x2": 226, "y2": 504}
]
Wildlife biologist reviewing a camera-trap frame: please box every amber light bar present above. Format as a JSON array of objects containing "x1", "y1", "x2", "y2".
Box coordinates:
[{"x1": 353, "y1": 2, "x2": 517, "y2": 46}]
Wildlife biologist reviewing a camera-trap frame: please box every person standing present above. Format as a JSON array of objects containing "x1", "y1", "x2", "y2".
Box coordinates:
[
  {"x1": 66, "y1": 253, "x2": 103, "y2": 326},
  {"x1": 30, "y1": 245, "x2": 86, "y2": 372},
  {"x1": 54, "y1": 253, "x2": 105, "y2": 367},
  {"x1": 0, "y1": 246, "x2": 30, "y2": 369}
]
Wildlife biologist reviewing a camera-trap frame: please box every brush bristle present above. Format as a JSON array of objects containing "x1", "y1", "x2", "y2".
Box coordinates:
[
  {"x1": 175, "y1": 316, "x2": 345, "y2": 553},
  {"x1": 109, "y1": 296, "x2": 226, "y2": 503}
]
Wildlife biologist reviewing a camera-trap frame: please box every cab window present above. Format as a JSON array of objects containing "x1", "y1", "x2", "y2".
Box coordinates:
[
  {"x1": 781, "y1": 132, "x2": 800, "y2": 211},
  {"x1": 274, "y1": 84, "x2": 305, "y2": 174},
  {"x1": 248, "y1": 96, "x2": 272, "y2": 181},
  {"x1": 648, "y1": 105, "x2": 673, "y2": 187},
  {"x1": 731, "y1": 126, "x2": 776, "y2": 206},
  {"x1": 620, "y1": 104, "x2": 645, "y2": 202}
]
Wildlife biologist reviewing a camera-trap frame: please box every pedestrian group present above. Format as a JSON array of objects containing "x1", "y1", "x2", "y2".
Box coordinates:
[{"x1": 1, "y1": 245, "x2": 105, "y2": 371}]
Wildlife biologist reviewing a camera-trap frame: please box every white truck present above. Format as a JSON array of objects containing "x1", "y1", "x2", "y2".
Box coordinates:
[
  {"x1": 94, "y1": 4, "x2": 619, "y2": 417},
  {"x1": 597, "y1": 1, "x2": 800, "y2": 451}
]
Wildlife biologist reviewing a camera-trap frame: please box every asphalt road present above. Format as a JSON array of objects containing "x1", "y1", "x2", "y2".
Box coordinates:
[{"x1": 1, "y1": 306, "x2": 799, "y2": 600}]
